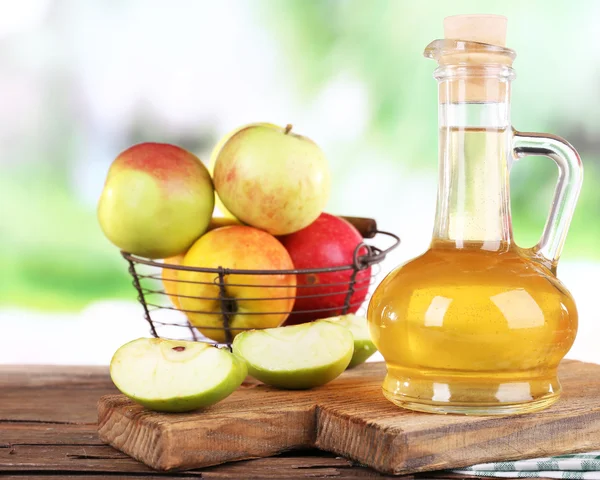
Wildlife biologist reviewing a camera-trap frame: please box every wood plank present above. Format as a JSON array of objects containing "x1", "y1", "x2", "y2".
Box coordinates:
[
  {"x1": 0, "y1": 444, "x2": 152, "y2": 472},
  {"x1": 0, "y1": 475, "x2": 535, "y2": 480},
  {"x1": 2, "y1": 387, "x2": 111, "y2": 424},
  {"x1": 190, "y1": 453, "x2": 397, "y2": 479},
  {"x1": 99, "y1": 360, "x2": 600, "y2": 475},
  {"x1": 0, "y1": 444, "x2": 396, "y2": 478},
  {"x1": 0, "y1": 366, "x2": 118, "y2": 425},
  {"x1": 1, "y1": 384, "x2": 120, "y2": 424},
  {"x1": 0, "y1": 365, "x2": 112, "y2": 388},
  {"x1": 0, "y1": 423, "x2": 102, "y2": 445},
  {"x1": 0, "y1": 476, "x2": 205, "y2": 480}
]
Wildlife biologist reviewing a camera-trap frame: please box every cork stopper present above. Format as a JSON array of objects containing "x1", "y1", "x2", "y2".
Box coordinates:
[
  {"x1": 444, "y1": 14, "x2": 507, "y2": 47},
  {"x1": 425, "y1": 15, "x2": 515, "y2": 103}
]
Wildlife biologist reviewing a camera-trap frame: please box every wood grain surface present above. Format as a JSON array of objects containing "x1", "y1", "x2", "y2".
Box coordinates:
[
  {"x1": 98, "y1": 360, "x2": 600, "y2": 475},
  {"x1": 1, "y1": 364, "x2": 438, "y2": 479}
]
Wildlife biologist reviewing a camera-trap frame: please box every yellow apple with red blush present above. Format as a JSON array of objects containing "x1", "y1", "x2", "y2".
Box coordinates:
[
  {"x1": 98, "y1": 143, "x2": 214, "y2": 258},
  {"x1": 213, "y1": 124, "x2": 330, "y2": 235},
  {"x1": 177, "y1": 226, "x2": 297, "y2": 343},
  {"x1": 208, "y1": 123, "x2": 277, "y2": 221}
]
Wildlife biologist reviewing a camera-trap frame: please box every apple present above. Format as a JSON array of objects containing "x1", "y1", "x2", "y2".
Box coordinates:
[
  {"x1": 208, "y1": 122, "x2": 278, "y2": 220},
  {"x1": 110, "y1": 338, "x2": 247, "y2": 412},
  {"x1": 98, "y1": 142, "x2": 214, "y2": 259},
  {"x1": 279, "y1": 213, "x2": 372, "y2": 324},
  {"x1": 162, "y1": 254, "x2": 185, "y2": 309},
  {"x1": 232, "y1": 320, "x2": 353, "y2": 389},
  {"x1": 161, "y1": 218, "x2": 242, "y2": 309},
  {"x1": 178, "y1": 226, "x2": 297, "y2": 343},
  {"x1": 213, "y1": 123, "x2": 330, "y2": 235},
  {"x1": 325, "y1": 314, "x2": 377, "y2": 368}
]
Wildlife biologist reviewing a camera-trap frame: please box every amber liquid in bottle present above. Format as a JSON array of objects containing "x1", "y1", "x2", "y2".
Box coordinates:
[
  {"x1": 369, "y1": 243, "x2": 577, "y2": 413},
  {"x1": 368, "y1": 122, "x2": 578, "y2": 415}
]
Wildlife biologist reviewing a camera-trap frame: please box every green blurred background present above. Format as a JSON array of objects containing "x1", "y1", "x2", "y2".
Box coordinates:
[{"x1": 1, "y1": 0, "x2": 598, "y2": 363}]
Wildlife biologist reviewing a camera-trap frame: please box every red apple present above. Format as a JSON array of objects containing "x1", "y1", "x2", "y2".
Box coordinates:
[{"x1": 279, "y1": 213, "x2": 371, "y2": 324}]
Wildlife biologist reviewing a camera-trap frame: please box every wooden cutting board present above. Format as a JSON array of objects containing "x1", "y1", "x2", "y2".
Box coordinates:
[{"x1": 98, "y1": 360, "x2": 600, "y2": 475}]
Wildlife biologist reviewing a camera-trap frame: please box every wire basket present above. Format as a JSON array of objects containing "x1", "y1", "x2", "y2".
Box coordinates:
[{"x1": 122, "y1": 217, "x2": 400, "y2": 346}]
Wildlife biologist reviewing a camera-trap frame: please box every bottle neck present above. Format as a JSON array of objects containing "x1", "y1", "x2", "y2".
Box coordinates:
[{"x1": 432, "y1": 73, "x2": 514, "y2": 251}]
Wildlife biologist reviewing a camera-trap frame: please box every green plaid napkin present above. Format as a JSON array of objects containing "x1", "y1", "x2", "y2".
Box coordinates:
[{"x1": 452, "y1": 452, "x2": 600, "y2": 479}]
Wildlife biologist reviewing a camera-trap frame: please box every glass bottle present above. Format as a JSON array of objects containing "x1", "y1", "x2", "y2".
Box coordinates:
[{"x1": 367, "y1": 15, "x2": 583, "y2": 415}]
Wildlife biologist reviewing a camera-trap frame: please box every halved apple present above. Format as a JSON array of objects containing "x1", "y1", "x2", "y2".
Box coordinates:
[
  {"x1": 232, "y1": 321, "x2": 353, "y2": 389},
  {"x1": 110, "y1": 338, "x2": 247, "y2": 412},
  {"x1": 325, "y1": 314, "x2": 377, "y2": 368}
]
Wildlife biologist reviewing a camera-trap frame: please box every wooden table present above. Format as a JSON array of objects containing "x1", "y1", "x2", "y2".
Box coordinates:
[{"x1": 0, "y1": 365, "x2": 523, "y2": 479}]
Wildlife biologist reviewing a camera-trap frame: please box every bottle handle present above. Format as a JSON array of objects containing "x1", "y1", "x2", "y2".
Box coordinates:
[{"x1": 512, "y1": 131, "x2": 583, "y2": 273}]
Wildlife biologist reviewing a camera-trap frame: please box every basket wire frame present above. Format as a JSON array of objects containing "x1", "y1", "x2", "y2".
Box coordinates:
[{"x1": 123, "y1": 229, "x2": 400, "y2": 346}]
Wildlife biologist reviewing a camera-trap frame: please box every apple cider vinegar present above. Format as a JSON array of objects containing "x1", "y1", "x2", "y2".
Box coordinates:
[
  {"x1": 369, "y1": 124, "x2": 579, "y2": 414},
  {"x1": 368, "y1": 15, "x2": 583, "y2": 415},
  {"x1": 368, "y1": 242, "x2": 577, "y2": 412}
]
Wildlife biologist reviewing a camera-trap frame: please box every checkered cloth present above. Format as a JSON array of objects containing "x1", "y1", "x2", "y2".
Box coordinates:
[{"x1": 452, "y1": 452, "x2": 600, "y2": 479}]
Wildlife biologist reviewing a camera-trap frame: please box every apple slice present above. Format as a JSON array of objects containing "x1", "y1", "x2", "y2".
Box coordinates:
[
  {"x1": 232, "y1": 321, "x2": 353, "y2": 389},
  {"x1": 110, "y1": 338, "x2": 247, "y2": 412},
  {"x1": 325, "y1": 314, "x2": 377, "y2": 368}
]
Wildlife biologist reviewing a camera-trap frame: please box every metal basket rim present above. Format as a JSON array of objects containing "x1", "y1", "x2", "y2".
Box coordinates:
[{"x1": 121, "y1": 229, "x2": 400, "y2": 275}]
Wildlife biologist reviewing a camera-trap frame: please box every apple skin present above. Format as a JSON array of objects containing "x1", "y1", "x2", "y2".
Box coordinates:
[
  {"x1": 213, "y1": 124, "x2": 330, "y2": 235},
  {"x1": 347, "y1": 340, "x2": 377, "y2": 368},
  {"x1": 109, "y1": 338, "x2": 247, "y2": 412},
  {"x1": 279, "y1": 213, "x2": 372, "y2": 324},
  {"x1": 209, "y1": 122, "x2": 277, "y2": 220},
  {"x1": 232, "y1": 321, "x2": 353, "y2": 389},
  {"x1": 325, "y1": 314, "x2": 377, "y2": 368},
  {"x1": 162, "y1": 254, "x2": 186, "y2": 308},
  {"x1": 178, "y1": 226, "x2": 297, "y2": 343},
  {"x1": 161, "y1": 219, "x2": 241, "y2": 309},
  {"x1": 98, "y1": 143, "x2": 214, "y2": 259}
]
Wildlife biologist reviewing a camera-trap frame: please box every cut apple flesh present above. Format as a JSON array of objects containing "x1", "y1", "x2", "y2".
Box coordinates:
[
  {"x1": 232, "y1": 321, "x2": 353, "y2": 389},
  {"x1": 325, "y1": 314, "x2": 378, "y2": 368},
  {"x1": 110, "y1": 338, "x2": 247, "y2": 412}
]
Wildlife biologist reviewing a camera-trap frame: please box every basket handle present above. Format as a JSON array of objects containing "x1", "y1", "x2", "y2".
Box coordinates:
[{"x1": 342, "y1": 216, "x2": 378, "y2": 238}]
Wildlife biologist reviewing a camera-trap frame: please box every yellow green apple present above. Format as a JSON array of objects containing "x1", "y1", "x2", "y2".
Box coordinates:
[
  {"x1": 98, "y1": 142, "x2": 214, "y2": 258},
  {"x1": 232, "y1": 320, "x2": 354, "y2": 389},
  {"x1": 109, "y1": 338, "x2": 247, "y2": 412},
  {"x1": 208, "y1": 123, "x2": 277, "y2": 220},
  {"x1": 178, "y1": 225, "x2": 297, "y2": 343},
  {"x1": 213, "y1": 123, "x2": 330, "y2": 235},
  {"x1": 325, "y1": 314, "x2": 377, "y2": 368}
]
